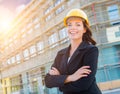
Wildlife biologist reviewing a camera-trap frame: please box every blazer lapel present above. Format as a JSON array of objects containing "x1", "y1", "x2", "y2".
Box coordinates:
[
  {"x1": 67, "y1": 41, "x2": 88, "y2": 65},
  {"x1": 67, "y1": 48, "x2": 80, "y2": 65},
  {"x1": 60, "y1": 46, "x2": 70, "y2": 73}
]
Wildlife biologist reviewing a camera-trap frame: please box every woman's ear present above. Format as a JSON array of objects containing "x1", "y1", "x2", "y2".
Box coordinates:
[{"x1": 83, "y1": 28, "x2": 86, "y2": 33}]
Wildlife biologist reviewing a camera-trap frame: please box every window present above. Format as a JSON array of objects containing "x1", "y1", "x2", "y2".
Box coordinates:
[
  {"x1": 49, "y1": 33, "x2": 58, "y2": 48},
  {"x1": 59, "y1": 28, "x2": 68, "y2": 39},
  {"x1": 27, "y1": 23, "x2": 32, "y2": 29},
  {"x1": 34, "y1": 24, "x2": 40, "y2": 29},
  {"x1": 55, "y1": 5, "x2": 64, "y2": 15},
  {"x1": 45, "y1": 14, "x2": 53, "y2": 21},
  {"x1": 107, "y1": 5, "x2": 119, "y2": 25},
  {"x1": 11, "y1": 56, "x2": 15, "y2": 64},
  {"x1": 30, "y1": 45, "x2": 36, "y2": 57},
  {"x1": 44, "y1": 6, "x2": 53, "y2": 15},
  {"x1": 44, "y1": 6, "x2": 53, "y2": 21},
  {"x1": 59, "y1": 28, "x2": 68, "y2": 43},
  {"x1": 11, "y1": 75, "x2": 22, "y2": 93},
  {"x1": 16, "y1": 54, "x2": 21, "y2": 64},
  {"x1": 67, "y1": 0, "x2": 74, "y2": 5},
  {"x1": 23, "y1": 49, "x2": 29, "y2": 60},
  {"x1": 54, "y1": 0, "x2": 63, "y2": 6},
  {"x1": 37, "y1": 41, "x2": 44, "y2": 53},
  {"x1": 115, "y1": 31, "x2": 120, "y2": 37},
  {"x1": 28, "y1": 29, "x2": 33, "y2": 34},
  {"x1": 33, "y1": 18, "x2": 39, "y2": 24},
  {"x1": 7, "y1": 59, "x2": 11, "y2": 65},
  {"x1": 21, "y1": 33, "x2": 26, "y2": 38}
]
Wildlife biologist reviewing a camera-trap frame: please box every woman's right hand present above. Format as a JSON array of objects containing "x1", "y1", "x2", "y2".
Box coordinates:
[{"x1": 64, "y1": 66, "x2": 91, "y2": 83}]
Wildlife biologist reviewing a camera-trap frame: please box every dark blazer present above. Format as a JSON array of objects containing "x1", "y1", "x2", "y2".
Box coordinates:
[{"x1": 45, "y1": 41, "x2": 102, "y2": 94}]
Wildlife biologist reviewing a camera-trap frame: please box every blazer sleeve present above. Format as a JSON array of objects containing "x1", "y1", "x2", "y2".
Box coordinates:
[
  {"x1": 45, "y1": 51, "x2": 68, "y2": 88},
  {"x1": 60, "y1": 47, "x2": 99, "y2": 92}
]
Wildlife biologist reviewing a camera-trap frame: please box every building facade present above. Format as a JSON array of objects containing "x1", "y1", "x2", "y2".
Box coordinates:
[{"x1": 0, "y1": 0, "x2": 120, "y2": 94}]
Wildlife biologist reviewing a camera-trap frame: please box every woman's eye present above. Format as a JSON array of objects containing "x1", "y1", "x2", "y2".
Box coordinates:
[
  {"x1": 76, "y1": 24, "x2": 81, "y2": 26},
  {"x1": 67, "y1": 24, "x2": 72, "y2": 26}
]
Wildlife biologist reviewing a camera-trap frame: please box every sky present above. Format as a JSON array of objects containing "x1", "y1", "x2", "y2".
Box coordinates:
[
  {"x1": 0, "y1": 0, "x2": 31, "y2": 33},
  {"x1": 0, "y1": 0, "x2": 31, "y2": 12}
]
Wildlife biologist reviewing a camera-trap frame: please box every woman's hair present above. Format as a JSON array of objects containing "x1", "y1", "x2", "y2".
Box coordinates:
[{"x1": 81, "y1": 18, "x2": 96, "y2": 45}]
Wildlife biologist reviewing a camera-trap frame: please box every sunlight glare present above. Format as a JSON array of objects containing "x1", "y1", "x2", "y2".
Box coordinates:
[
  {"x1": 0, "y1": 6, "x2": 13, "y2": 33},
  {"x1": 0, "y1": 19, "x2": 11, "y2": 32}
]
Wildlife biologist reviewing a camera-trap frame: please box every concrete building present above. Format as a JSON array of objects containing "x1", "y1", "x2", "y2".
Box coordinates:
[{"x1": 0, "y1": 0, "x2": 120, "y2": 94}]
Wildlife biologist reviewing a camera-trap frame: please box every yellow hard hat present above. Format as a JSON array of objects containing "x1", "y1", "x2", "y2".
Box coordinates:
[{"x1": 64, "y1": 9, "x2": 89, "y2": 26}]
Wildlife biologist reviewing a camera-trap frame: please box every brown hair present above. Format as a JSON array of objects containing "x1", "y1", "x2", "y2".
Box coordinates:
[{"x1": 82, "y1": 18, "x2": 96, "y2": 45}]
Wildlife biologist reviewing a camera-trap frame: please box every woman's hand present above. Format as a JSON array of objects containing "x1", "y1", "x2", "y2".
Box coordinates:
[
  {"x1": 65, "y1": 66, "x2": 91, "y2": 83},
  {"x1": 49, "y1": 67, "x2": 60, "y2": 75}
]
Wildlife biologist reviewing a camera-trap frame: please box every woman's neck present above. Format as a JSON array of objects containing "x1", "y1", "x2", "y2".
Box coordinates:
[
  {"x1": 70, "y1": 39, "x2": 82, "y2": 57},
  {"x1": 71, "y1": 39, "x2": 82, "y2": 49}
]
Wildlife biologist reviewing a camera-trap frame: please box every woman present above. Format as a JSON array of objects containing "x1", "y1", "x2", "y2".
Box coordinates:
[{"x1": 45, "y1": 9, "x2": 102, "y2": 94}]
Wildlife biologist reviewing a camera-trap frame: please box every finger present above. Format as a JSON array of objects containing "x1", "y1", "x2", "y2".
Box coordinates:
[
  {"x1": 77, "y1": 69, "x2": 91, "y2": 75},
  {"x1": 83, "y1": 71, "x2": 91, "y2": 75},
  {"x1": 84, "y1": 69, "x2": 91, "y2": 72},
  {"x1": 52, "y1": 67, "x2": 58, "y2": 71},
  {"x1": 81, "y1": 74, "x2": 88, "y2": 77},
  {"x1": 81, "y1": 66, "x2": 90, "y2": 69},
  {"x1": 49, "y1": 70, "x2": 56, "y2": 75},
  {"x1": 82, "y1": 69, "x2": 91, "y2": 73},
  {"x1": 78, "y1": 68, "x2": 91, "y2": 73},
  {"x1": 82, "y1": 69, "x2": 91, "y2": 75}
]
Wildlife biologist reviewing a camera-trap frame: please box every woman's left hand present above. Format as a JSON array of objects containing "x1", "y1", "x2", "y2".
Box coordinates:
[{"x1": 49, "y1": 67, "x2": 60, "y2": 75}]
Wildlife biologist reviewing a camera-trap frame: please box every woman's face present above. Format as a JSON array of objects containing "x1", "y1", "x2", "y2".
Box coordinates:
[{"x1": 67, "y1": 17, "x2": 86, "y2": 41}]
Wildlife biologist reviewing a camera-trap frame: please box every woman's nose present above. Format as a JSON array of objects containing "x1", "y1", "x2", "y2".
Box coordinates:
[{"x1": 70, "y1": 25, "x2": 76, "y2": 29}]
